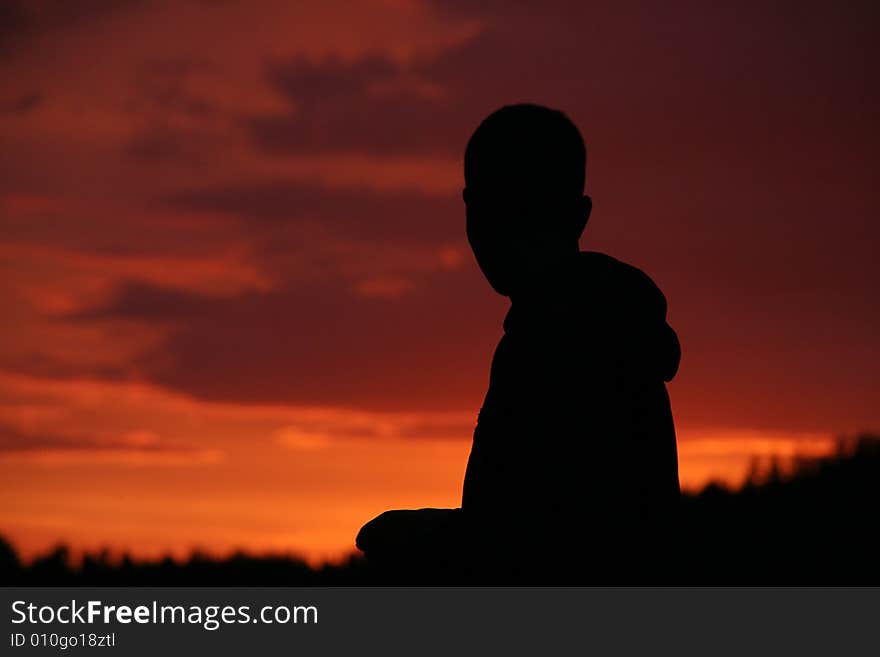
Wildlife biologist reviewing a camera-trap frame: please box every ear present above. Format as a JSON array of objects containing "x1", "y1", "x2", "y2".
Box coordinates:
[{"x1": 573, "y1": 194, "x2": 592, "y2": 239}]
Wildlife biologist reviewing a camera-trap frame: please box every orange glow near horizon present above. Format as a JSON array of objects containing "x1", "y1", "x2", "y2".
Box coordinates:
[
  {"x1": 0, "y1": 367, "x2": 838, "y2": 564},
  {"x1": 0, "y1": 430, "x2": 839, "y2": 564}
]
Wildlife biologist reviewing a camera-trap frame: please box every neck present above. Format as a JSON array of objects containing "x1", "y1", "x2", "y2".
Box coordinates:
[{"x1": 509, "y1": 247, "x2": 581, "y2": 305}]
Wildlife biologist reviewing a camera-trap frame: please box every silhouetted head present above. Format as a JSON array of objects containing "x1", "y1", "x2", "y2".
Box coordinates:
[{"x1": 464, "y1": 104, "x2": 591, "y2": 297}]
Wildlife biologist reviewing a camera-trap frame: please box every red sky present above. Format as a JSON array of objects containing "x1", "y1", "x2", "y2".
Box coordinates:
[{"x1": 1, "y1": 0, "x2": 877, "y2": 563}]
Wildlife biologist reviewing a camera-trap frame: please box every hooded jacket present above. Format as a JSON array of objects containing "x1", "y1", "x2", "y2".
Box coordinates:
[{"x1": 461, "y1": 250, "x2": 681, "y2": 547}]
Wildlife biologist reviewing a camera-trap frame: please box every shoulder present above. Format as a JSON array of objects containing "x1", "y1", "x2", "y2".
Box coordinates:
[{"x1": 578, "y1": 251, "x2": 668, "y2": 316}]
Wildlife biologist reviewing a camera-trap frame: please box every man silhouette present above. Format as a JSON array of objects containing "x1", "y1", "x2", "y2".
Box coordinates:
[{"x1": 357, "y1": 104, "x2": 681, "y2": 582}]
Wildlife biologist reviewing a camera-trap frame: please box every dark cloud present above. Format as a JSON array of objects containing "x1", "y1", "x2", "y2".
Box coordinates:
[
  {"x1": 0, "y1": 421, "x2": 204, "y2": 455},
  {"x1": 0, "y1": 0, "x2": 140, "y2": 54},
  {"x1": 0, "y1": 92, "x2": 44, "y2": 114},
  {"x1": 60, "y1": 272, "x2": 503, "y2": 412},
  {"x1": 240, "y1": 7, "x2": 648, "y2": 157},
  {"x1": 0, "y1": 351, "x2": 130, "y2": 384},
  {"x1": 247, "y1": 53, "x2": 471, "y2": 156},
  {"x1": 134, "y1": 58, "x2": 221, "y2": 118},
  {"x1": 161, "y1": 180, "x2": 460, "y2": 242},
  {"x1": 245, "y1": 0, "x2": 879, "y2": 163}
]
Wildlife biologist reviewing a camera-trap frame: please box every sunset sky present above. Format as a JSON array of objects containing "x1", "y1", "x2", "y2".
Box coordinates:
[{"x1": 1, "y1": 0, "x2": 877, "y2": 563}]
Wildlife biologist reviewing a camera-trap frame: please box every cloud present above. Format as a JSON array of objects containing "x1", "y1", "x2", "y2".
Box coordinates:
[
  {"x1": 161, "y1": 179, "x2": 460, "y2": 242},
  {"x1": 247, "y1": 53, "x2": 469, "y2": 156},
  {"x1": 0, "y1": 421, "x2": 222, "y2": 466},
  {"x1": 158, "y1": 178, "x2": 472, "y2": 300},
  {"x1": 1, "y1": 242, "x2": 271, "y2": 310},
  {"x1": 0, "y1": 0, "x2": 140, "y2": 54},
  {"x1": 53, "y1": 269, "x2": 500, "y2": 410},
  {"x1": 0, "y1": 92, "x2": 44, "y2": 114},
  {"x1": 239, "y1": 6, "x2": 621, "y2": 159},
  {"x1": 274, "y1": 409, "x2": 476, "y2": 451},
  {"x1": 0, "y1": 368, "x2": 477, "y2": 460}
]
